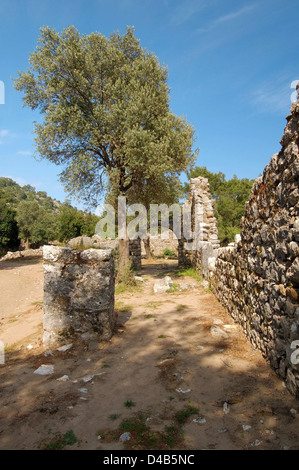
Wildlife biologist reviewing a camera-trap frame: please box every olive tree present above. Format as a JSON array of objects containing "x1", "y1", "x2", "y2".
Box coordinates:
[{"x1": 14, "y1": 25, "x2": 197, "y2": 272}]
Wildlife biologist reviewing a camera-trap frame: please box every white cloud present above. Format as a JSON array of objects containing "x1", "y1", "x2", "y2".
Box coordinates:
[
  {"x1": 196, "y1": 4, "x2": 256, "y2": 33},
  {"x1": 169, "y1": 0, "x2": 212, "y2": 27},
  {"x1": 4, "y1": 176, "x2": 27, "y2": 186},
  {"x1": 250, "y1": 75, "x2": 297, "y2": 115},
  {"x1": 16, "y1": 150, "x2": 32, "y2": 156},
  {"x1": 0, "y1": 129, "x2": 18, "y2": 144}
]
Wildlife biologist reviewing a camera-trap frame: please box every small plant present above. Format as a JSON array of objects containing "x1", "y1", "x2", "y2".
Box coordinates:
[
  {"x1": 174, "y1": 405, "x2": 199, "y2": 425},
  {"x1": 124, "y1": 399, "x2": 136, "y2": 408},
  {"x1": 109, "y1": 413, "x2": 121, "y2": 421},
  {"x1": 162, "y1": 248, "x2": 175, "y2": 258},
  {"x1": 98, "y1": 406, "x2": 199, "y2": 450},
  {"x1": 175, "y1": 268, "x2": 202, "y2": 282},
  {"x1": 158, "y1": 335, "x2": 167, "y2": 339},
  {"x1": 44, "y1": 429, "x2": 77, "y2": 450},
  {"x1": 145, "y1": 314, "x2": 154, "y2": 319},
  {"x1": 145, "y1": 301, "x2": 163, "y2": 309},
  {"x1": 115, "y1": 304, "x2": 133, "y2": 313},
  {"x1": 204, "y1": 285, "x2": 212, "y2": 293},
  {"x1": 166, "y1": 283, "x2": 180, "y2": 293},
  {"x1": 115, "y1": 259, "x2": 136, "y2": 286},
  {"x1": 176, "y1": 304, "x2": 188, "y2": 311}
]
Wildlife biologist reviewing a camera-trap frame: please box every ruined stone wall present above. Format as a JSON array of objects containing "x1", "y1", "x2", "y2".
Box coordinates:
[
  {"x1": 68, "y1": 235, "x2": 142, "y2": 269},
  {"x1": 141, "y1": 231, "x2": 178, "y2": 257},
  {"x1": 178, "y1": 176, "x2": 220, "y2": 273},
  {"x1": 210, "y1": 95, "x2": 299, "y2": 397},
  {"x1": 43, "y1": 245, "x2": 116, "y2": 347},
  {"x1": 129, "y1": 238, "x2": 142, "y2": 269}
]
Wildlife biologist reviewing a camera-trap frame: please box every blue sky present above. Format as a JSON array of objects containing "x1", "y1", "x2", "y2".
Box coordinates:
[{"x1": 0, "y1": 0, "x2": 298, "y2": 210}]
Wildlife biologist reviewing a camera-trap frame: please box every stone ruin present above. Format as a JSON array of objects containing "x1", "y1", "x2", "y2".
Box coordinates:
[
  {"x1": 178, "y1": 176, "x2": 220, "y2": 277},
  {"x1": 43, "y1": 245, "x2": 116, "y2": 347},
  {"x1": 177, "y1": 88, "x2": 299, "y2": 398},
  {"x1": 41, "y1": 87, "x2": 299, "y2": 399},
  {"x1": 67, "y1": 235, "x2": 142, "y2": 270},
  {"x1": 209, "y1": 93, "x2": 299, "y2": 398}
]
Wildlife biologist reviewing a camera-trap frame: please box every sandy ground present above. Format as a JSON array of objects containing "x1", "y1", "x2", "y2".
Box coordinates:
[{"x1": 0, "y1": 256, "x2": 298, "y2": 450}]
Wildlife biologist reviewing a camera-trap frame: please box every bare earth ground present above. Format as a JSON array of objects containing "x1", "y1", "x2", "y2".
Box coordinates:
[{"x1": 0, "y1": 256, "x2": 299, "y2": 450}]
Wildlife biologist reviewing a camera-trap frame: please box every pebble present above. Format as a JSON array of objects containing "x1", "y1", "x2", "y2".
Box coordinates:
[
  {"x1": 213, "y1": 319, "x2": 224, "y2": 325},
  {"x1": 78, "y1": 387, "x2": 88, "y2": 394},
  {"x1": 193, "y1": 417, "x2": 206, "y2": 424},
  {"x1": 176, "y1": 388, "x2": 191, "y2": 394},
  {"x1": 57, "y1": 343, "x2": 73, "y2": 352},
  {"x1": 33, "y1": 364, "x2": 54, "y2": 375},
  {"x1": 81, "y1": 372, "x2": 105, "y2": 383},
  {"x1": 251, "y1": 440, "x2": 262, "y2": 447},
  {"x1": 242, "y1": 425, "x2": 251, "y2": 432},
  {"x1": 210, "y1": 325, "x2": 228, "y2": 339},
  {"x1": 57, "y1": 375, "x2": 69, "y2": 382},
  {"x1": 81, "y1": 375, "x2": 94, "y2": 383},
  {"x1": 223, "y1": 402, "x2": 230, "y2": 414},
  {"x1": 119, "y1": 432, "x2": 131, "y2": 442},
  {"x1": 44, "y1": 350, "x2": 53, "y2": 357}
]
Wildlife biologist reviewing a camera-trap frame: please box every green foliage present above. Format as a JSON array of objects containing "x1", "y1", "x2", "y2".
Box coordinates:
[
  {"x1": 99, "y1": 406, "x2": 200, "y2": 450},
  {"x1": 16, "y1": 200, "x2": 59, "y2": 246},
  {"x1": 0, "y1": 177, "x2": 99, "y2": 252},
  {"x1": 124, "y1": 399, "x2": 136, "y2": 409},
  {"x1": 162, "y1": 248, "x2": 175, "y2": 258},
  {"x1": 57, "y1": 205, "x2": 99, "y2": 242},
  {"x1": 184, "y1": 167, "x2": 254, "y2": 245},
  {"x1": 175, "y1": 267, "x2": 202, "y2": 282},
  {"x1": 174, "y1": 405, "x2": 199, "y2": 425},
  {"x1": 0, "y1": 200, "x2": 19, "y2": 252},
  {"x1": 44, "y1": 429, "x2": 77, "y2": 450},
  {"x1": 14, "y1": 26, "x2": 197, "y2": 208}
]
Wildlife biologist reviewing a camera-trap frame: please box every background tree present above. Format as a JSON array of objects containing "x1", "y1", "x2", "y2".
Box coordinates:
[
  {"x1": 14, "y1": 26, "x2": 197, "y2": 273},
  {"x1": 0, "y1": 193, "x2": 19, "y2": 254},
  {"x1": 184, "y1": 166, "x2": 254, "y2": 245},
  {"x1": 105, "y1": 172, "x2": 183, "y2": 258},
  {"x1": 16, "y1": 200, "x2": 59, "y2": 248},
  {"x1": 57, "y1": 205, "x2": 99, "y2": 242}
]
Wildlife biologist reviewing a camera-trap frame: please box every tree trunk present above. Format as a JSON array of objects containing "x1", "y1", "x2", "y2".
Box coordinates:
[
  {"x1": 25, "y1": 237, "x2": 30, "y2": 250},
  {"x1": 143, "y1": 235, "x2": 152, "y2": 259}
]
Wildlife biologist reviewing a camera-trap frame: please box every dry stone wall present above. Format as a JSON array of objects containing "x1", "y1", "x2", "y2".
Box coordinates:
[
  {"x1": 141, "y1": 231, "x2": 178, "y2": 257},
  {"x1": 178, "y1": 176, "x2": 220, "y2": 274},
  {"x1": 43, "y1": 245, "x2": 116, "y2": 347},
  {"x1": 68, "y1": 235, "x2": 142, "y2": 269},
  {"x1": 210, "y1": 93, "x2": 299, "y2": 398}
]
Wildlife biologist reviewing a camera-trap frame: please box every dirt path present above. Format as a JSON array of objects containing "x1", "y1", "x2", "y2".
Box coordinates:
[
  {"x1": 0, "y1": 256, "x2": 44, "y2": 348},
  {"x1": 0, "y1": 257, "x2": 298, "y2": 450}
]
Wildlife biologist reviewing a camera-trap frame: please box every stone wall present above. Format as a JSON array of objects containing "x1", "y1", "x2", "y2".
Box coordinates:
[
  {"x1": 178, "y1": 176, "x2": 220, "y2": 274},
  {"x1": 43, "y1": 245, "x2": 116, "y2": 347},
  {"x1": 141, "y1": 231, "x2": 178, "y2": 257},
  {"x1": 210, "y1": 93, "x2": 299, "y2": 397},
  {"x1": 68, "y1": 235, "x2": 142, "y2": 269}
]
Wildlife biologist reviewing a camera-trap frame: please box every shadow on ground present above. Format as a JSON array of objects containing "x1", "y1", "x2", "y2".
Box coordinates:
[{"x1": 0, "y1": 259, "x2": 298, "y2": 450}]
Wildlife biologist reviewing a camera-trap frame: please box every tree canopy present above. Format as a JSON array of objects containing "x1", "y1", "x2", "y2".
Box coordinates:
[
  {"x1": 0, "y1": 177, "x2": 100, "y2": 254},
  {"x1": 14, "y1": 26, "x2": 197, "y2": 208}
]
